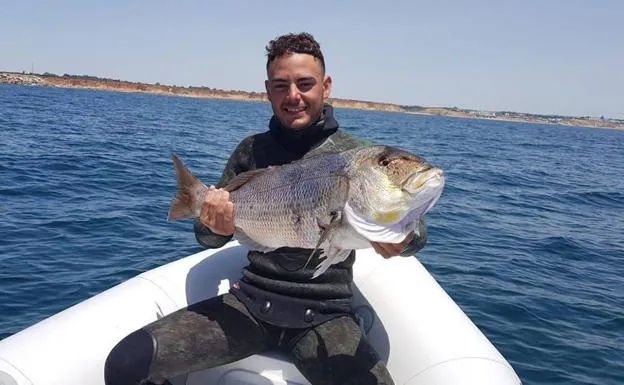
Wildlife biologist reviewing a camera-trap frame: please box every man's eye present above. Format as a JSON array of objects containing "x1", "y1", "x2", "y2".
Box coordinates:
[
  {"x1": 274, "y1": 85, "x2": 287, "y2": 91},
  {"x1": 298, "y1": 82, "x2": 313, "y2": 91}
]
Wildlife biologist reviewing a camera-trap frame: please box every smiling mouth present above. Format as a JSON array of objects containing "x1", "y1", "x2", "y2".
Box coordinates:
[{"x1": 284, "y1": 106, "x2": 306, "y2": 113}]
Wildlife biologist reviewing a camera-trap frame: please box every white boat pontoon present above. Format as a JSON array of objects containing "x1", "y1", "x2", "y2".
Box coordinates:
[{"x1": 0, "y1": 242, "x2": 522, "y2": 385}]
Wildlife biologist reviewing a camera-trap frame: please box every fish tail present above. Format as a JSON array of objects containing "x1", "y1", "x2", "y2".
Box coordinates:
[{"x1": 168, "y1": 154, "x2": 208, "y2": 221}]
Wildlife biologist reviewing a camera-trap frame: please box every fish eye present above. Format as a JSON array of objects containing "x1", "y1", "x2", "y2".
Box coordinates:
[{"x1": 378, "y1": 156, "x2": 391, "y2": 167}]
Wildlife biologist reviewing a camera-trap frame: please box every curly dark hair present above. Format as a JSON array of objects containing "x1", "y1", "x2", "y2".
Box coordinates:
[{"x1": 265, "y1": 32, "x2": 326, "y2": 73}]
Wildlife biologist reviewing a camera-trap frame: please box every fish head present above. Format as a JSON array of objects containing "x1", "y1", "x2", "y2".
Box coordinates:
[{"x1": 348, "y1": 146, "x2": 445, "y2": 226}]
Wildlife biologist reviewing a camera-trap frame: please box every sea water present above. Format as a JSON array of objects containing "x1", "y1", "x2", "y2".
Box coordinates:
[{"x1": 1, "y1": 84, "x2": 623, "y2": 385}]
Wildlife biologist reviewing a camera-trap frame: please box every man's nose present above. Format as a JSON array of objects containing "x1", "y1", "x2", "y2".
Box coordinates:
[{"x1": 287, "y1": 84, "x2": 301, "y2": 102}]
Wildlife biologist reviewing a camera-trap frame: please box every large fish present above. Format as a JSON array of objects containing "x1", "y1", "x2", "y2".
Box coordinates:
[{"x1": 168, "y1": 145, "x2": 445, "y2": 277}]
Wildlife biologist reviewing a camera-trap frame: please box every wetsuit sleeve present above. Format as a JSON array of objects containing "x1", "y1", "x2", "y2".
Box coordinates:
[
  {"x1": 193, "y1": 218, "x2": 233, "y2": 249},
  {"x1": 400, "y1": 218, "x2": 428, "y2": 257},
  {"x1": 193, "y1": 138, "x2": 253, "y2": 249}
]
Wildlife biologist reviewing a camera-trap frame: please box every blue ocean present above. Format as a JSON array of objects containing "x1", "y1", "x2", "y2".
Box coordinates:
[{"x1": 1, "y1": 84, "x2": 623, "y2": 384}]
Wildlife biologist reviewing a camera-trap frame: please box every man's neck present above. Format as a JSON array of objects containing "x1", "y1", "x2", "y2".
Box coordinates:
[{"x1": 268, "y1": 104, "x2": 339, "y2": 155}]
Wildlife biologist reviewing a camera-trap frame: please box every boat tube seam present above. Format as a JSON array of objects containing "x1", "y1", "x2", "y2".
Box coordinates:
[
  {"x1": 135, "y1": 276, "x2": 182, "y2": 310},
  {"x1": 0, "y1": 357, "x2": 32, "y2": 385},
  {"x1": 403, "y1": 356, "x2": 518, "y2": 385}
]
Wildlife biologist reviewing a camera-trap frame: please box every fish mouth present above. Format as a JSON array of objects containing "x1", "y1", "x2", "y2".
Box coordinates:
[{"x1": 403, "y1": 168, "x2": 445, "y2": 194}]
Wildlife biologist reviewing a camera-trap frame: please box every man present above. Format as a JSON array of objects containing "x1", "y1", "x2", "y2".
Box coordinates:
[{"x1": 105, "y1": 32, "x2": 427, "y2": 385}]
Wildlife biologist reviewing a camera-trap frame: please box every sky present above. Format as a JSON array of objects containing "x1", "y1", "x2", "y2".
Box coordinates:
[{"x1": 1, "y1": 0, "x2": 622, "y2": 119}]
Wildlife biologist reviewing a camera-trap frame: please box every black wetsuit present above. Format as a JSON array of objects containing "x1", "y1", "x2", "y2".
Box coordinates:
[{"x1": 104, "y1": 105, "x2": 427, "y2": 385}]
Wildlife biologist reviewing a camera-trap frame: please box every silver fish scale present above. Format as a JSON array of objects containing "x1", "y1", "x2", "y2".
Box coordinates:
[{"x1": 228, "y1": 151, "x2": 353, "y2": 250}]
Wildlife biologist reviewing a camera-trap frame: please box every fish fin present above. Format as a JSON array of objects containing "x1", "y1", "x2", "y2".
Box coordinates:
[
  {"x1": 168, "y1": 154, "x2": 208, "y2": 221},
  {"x1": 312, "y1": 247, "x2": 352, "y2": 279},
  {"x1": 303, "y1": 175, "x2": 351, "y2": 275},
  {"x1": 302, "y1": 210, "x2": 343, "y2": 273},
  {"x1": 224, "y1": 168, "x2": 270, "y2": 192},
  {"x1": 235, "y1": 231, "x2": 278, "y2": 253}
]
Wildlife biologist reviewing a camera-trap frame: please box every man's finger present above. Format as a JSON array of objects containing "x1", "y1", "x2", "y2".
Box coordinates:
[
  {"x1": 223, "y1": 201, "x2": 234, "y2": 221},
  {"x1": 371, "y1": 242, "x2": 391, "y2": 258}
]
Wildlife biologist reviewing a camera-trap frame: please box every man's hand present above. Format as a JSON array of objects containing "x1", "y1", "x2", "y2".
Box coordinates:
[
  {"x1": 370, "y1": 232, "x2": 415, "y2": 259},
  {"x1": 199, "y1": 187, "x2": 235, "y2": 236}
]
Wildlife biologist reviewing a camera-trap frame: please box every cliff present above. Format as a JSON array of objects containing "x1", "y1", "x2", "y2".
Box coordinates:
[{"x1": 1, "y1": 72, "x2": 622, "y2": 130}]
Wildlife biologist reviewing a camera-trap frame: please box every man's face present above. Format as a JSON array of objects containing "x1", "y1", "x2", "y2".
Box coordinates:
[{"x1": 265, "y1": 53, "x2": 332, "y2": 130}]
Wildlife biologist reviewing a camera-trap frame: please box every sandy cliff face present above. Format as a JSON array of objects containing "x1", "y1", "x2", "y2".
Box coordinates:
[
  {"x1": 41, "y1": 75, "x2": 269, "y2": 102},
  {"x1": 329, "y1": 98, "x2": 403, "y2": 112}
]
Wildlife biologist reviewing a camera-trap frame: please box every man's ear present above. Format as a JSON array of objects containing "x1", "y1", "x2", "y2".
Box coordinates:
[
  {"x1": 323, "y1": 75, "x2": 332, "y2": 99},
  {"x1": 265, "y1": 79, "x2": 270, "y2": 96}
]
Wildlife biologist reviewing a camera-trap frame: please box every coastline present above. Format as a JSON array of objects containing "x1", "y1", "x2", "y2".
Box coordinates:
[{"x1": 2, "y1": 71, "x2": 622, "y2": 130}]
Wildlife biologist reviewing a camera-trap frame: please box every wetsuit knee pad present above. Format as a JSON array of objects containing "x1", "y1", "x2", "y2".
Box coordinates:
[{"x1": 104, "y1": 328, "x2": 156, "y2": 385}]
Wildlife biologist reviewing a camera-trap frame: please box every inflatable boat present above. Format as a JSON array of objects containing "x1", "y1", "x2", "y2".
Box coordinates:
[{"x1": 0, "y1": 241, "x2": 522, "y2": 385}]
